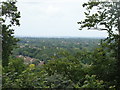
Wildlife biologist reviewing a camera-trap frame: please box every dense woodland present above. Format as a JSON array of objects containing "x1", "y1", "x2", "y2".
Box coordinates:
[
  {"x1": 13, "y1": 37, "x2": 100, "y2": 63},
  {"x1": 1, "y1": 0, "x2": 120, "y2": 89},
  {"x1": 2, "y1": 37, "x2": 117, "y2": 88}
]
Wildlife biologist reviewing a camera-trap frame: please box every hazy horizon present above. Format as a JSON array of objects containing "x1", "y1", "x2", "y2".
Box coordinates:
[{"x1": 15, "y1": 35, "x2": 106, "y2": 39}]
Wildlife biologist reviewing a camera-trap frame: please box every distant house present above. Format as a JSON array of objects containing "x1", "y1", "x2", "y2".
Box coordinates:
[
  {"x1": 38, "y1": 61, "x2": 45, "y2": 66},
  {"x1": 16, "y1": 55, "x2": 45, "y2": 66},
  {"x1": 16, "y1": 55, "x2": 36, "y2": 64}
]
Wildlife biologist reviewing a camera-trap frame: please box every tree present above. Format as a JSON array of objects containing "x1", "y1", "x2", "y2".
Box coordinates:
[
  {"x1": 43, "y1": 50, "x2": 87, "y2": 83},
  {"x1": 2, "y1": 58, "x2": 26, "y2": 88},
  {"x1": 1, "y1": 0, "x2": 20, "y2": 67},
  {"x1": 78, "y1": 75, "x2": 104, "y2": 88},
  {"x1": 78, "y1": 0, "x2": 120, "y2": 87}
]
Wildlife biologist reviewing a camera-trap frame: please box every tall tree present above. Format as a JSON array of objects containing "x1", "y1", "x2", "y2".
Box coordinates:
[
  {"x1": 1, "y1": 0, "x2": 20, "y2": 67},
  {"x1": 78, "y1": 0, "x2": 120, "y2": 88}
]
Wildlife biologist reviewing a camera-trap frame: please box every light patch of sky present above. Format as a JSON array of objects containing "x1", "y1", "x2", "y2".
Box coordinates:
[{"x1": 13, "y1": 0, "x2": 108, "y2": 38}]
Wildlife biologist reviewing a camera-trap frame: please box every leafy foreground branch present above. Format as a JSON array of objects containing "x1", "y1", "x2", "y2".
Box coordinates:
[
  {"x1": 1, "y1": 0, "x2": 20, "y2": 67},
  {"x1": 78, "y1": 0, "x2": 120, "y2": 88}
]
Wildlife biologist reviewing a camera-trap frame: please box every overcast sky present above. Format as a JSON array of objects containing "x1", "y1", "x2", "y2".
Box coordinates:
[{"x1": 13, "y1": 0, "x2": 108, "y2": 38}]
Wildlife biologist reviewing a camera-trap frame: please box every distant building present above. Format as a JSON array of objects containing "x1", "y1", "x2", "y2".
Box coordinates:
[{"x1": 38, "y1": 61, "x2": 45, "y2": 66}]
